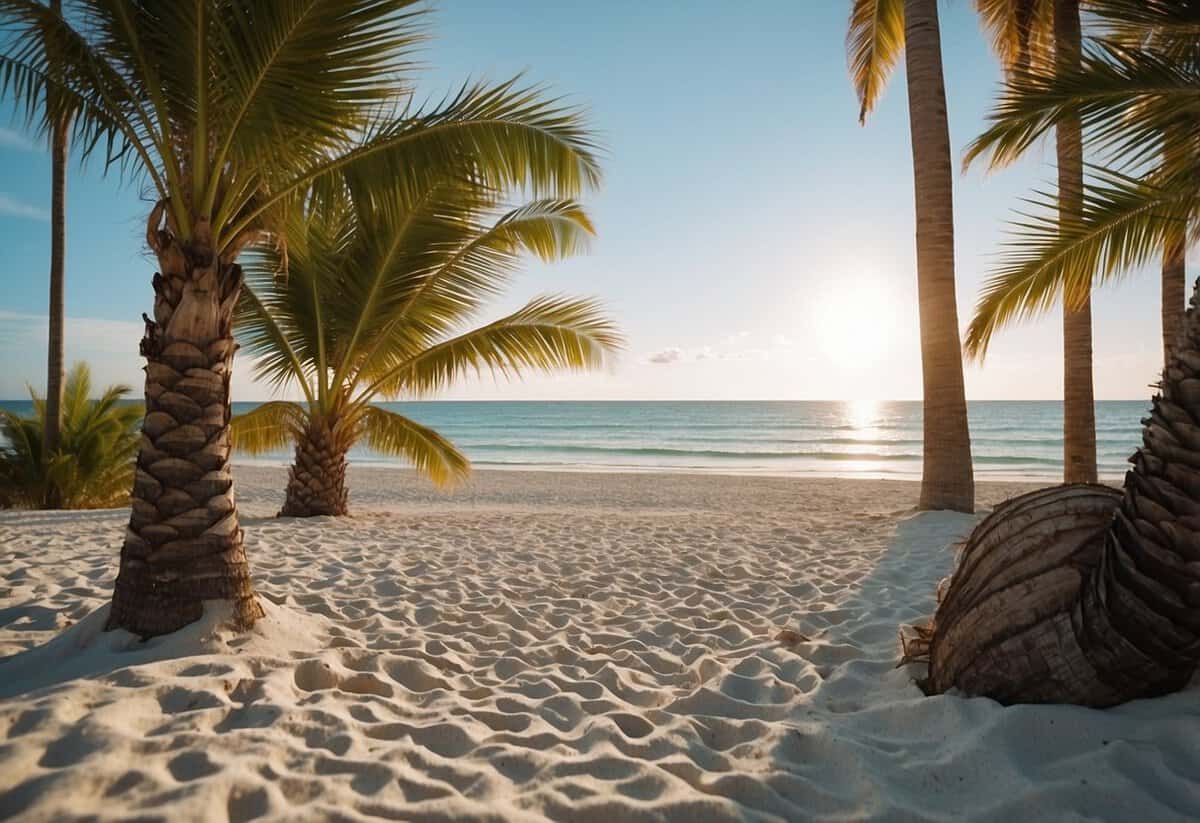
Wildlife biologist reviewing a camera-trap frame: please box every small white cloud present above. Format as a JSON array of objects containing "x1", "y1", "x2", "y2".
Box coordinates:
[
  {"x1": 0, "y1": 128, "x2": 37, "y2": 152},
  {"x1": 0, "y1": 193, "x2": 48, "y2": 221},
  {"x1": 647, "y1": 347, "x2": 683, "y2": 365},
  {"x1": 721, "y1": 348, "x2": 770, "y2": 362},
  {"x1": 694, "y1": 346, "x2": 714, "y2": 361},
  {"x1": 772, "y1": 333, "x2": 795, "y2": 347}
]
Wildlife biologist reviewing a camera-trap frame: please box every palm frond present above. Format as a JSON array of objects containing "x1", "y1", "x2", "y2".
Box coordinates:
[
  {"x1": 363, "y1": 295, "x2": 623, "y2": 400},
  {"x1": 356, "y1": 405, "x2": 469, "y2": 487},
  {"x1": 847, "y1": 0, "x2": 905, "y2": 123},
  {"x1": 975, "y1": 0, "x2": 1053, "y2": 72},
  {"x1": 0, "y1": 362, "x2": 140, "y2": 509},
  {"x1": 227, "y1": 77, "x2": 602, "y2": 245},
  {"x1": 965, "y1": 166, "x2": 1197, "y2": 358},
  {"x1": 964, "y1": 40, "x2": 1200, "y2": 171},
  {"x1": 230, "y1": 401, "x2": 308, "y2": 455}
]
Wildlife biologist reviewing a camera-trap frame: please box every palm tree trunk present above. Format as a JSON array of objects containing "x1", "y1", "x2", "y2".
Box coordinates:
[
  {"x1": 1161, "y1": 122, "x2": 1188, "y2": 369},
  {"x1": 106, "y1": 217, "x2": 262, "y2": 637},
  {"x1": 41, "y1": 0, "x2": 67, "y2": 509},
  {"x1": 280, "y1": 416, "x2": 349, "y2": 517},
  {"x1": 1055, "y1": 0, "x2": 1097, "y2": 484},
  {"x1": 918, "y1": 277, "x2": 1200, "y2": 707},
  {"x1": 904, "y1": 0, "x2": 975, "y2": 513},
  {"x1": 1163, "y1": 232, "x2": 1186, "y2": 367}
]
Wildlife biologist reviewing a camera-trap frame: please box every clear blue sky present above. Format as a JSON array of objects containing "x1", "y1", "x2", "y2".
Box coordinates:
[{"x1": 0, "y1": 1, "x2": 1164, "y2": 401}]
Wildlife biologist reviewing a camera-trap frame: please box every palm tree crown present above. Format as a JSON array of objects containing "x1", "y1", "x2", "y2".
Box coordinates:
[{"x1": 231, "y1": 177, "x2": 621, "y2": 514}]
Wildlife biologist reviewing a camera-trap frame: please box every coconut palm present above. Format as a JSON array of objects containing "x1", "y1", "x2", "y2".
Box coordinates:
[
  {"x1": 0, "y1": 363, "x2": 141, "y2": 509},
  {"x1": 848, "y1": 0, "x2": 975, "y2": 513},
  {"x1": 231, "y1": 181, "x2": 620, "y2": 517},
  {"x1": 0, "y1": 0, "x2": 600, "y2": 637},
  {"x1": 963, "y1": 0, "x2": 1200, "y2": 370},
  {"x1": 906, "y1": 274, "x2": 1200, "y2": 706},
  {"x1": 975, "y1": 0, "x2": 1098, "y2": 484},
  {"x1": 42, "y1": 0, "x2": 68, "y2": 508}
]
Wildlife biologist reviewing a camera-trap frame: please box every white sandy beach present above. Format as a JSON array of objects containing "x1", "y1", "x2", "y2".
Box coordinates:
[{"x1": 1, "y1": 467, "x2": 1198, "y2": 822}]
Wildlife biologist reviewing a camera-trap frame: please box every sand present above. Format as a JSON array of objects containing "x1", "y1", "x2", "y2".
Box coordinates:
[{"x1": 1, "y1": 467, "x2": 1198, "y2": 821}]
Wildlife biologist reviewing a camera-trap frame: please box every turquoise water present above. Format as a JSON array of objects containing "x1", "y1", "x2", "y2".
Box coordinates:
[{"x1": 2, "y1": 400, "x2": 1145, "y2": 481}]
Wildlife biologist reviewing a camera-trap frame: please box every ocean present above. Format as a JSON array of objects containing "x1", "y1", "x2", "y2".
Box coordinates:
[{"x1": 2, "y1": 399, "x2": 1146, "y2": 481}]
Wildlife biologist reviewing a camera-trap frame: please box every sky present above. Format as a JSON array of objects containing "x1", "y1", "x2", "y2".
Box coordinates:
[{"x1": 0, "y1": 1, "x2": 1167, "y2": 402}]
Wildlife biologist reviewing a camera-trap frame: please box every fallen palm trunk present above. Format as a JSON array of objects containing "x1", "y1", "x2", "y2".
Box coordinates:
[{"x1": 908, "y1": 279, "x2": 1200, "y2": 707}]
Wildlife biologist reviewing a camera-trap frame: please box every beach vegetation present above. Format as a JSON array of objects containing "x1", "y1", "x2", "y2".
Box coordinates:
[
  {"x1": 1, "y1": 0, "x2": 600, "y2": 637},
  {"x1": 963, "y1": 0, "x2": 1197, "y2": 371},
  {"x1": 908, "y1": 276, "x2": 1200, "y2": 705},
  {"x1": 975, "y1": 0, "x2": 1098, "y2": 484},
  {"x1": 847, "y1": 0, "x2": 975, "y2": 512},
  {"x1": 0, "y1": 363, "x2": 141, "y2": 510},
  {"x1": 231, "y1": 182, "x2": 621, "y2": 517}
]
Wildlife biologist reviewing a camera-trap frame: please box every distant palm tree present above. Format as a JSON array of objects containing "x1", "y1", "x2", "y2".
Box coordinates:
[
  {"x1": 0, "y1": 0, "x2": 600, "y2": 637},
  {"x1": 963, "y1": 0, "x2": 1199, "y2": 372},
  {"x1": 41, "y1": 0, "x2": 68, "y2": 508},
  {"x1": 975, "y1": 0, "x2": 1097, "y2": 484},
  {"x1": 231, "y1": 182, "x2": 620, "y2": 517},
  {"x1": 848, "y1": 0, "x2": 975, "y2": 512},
  {"x1": 0, "y1": 363, "x2": 141, "y2": 509}
]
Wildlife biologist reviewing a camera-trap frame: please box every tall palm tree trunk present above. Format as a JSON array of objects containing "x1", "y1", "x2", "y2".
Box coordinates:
[
  {"x1": 41, "y1": 0, "x2": 66, "y2": 509},
  {"x1": 280, "y1": 415, "x2": 350, "y2": 517},
  {"x1": 1161, "y1": 122, "x2": 1188, "y2": 369},
  {"x1": 917, "y1": 278, "x2": 1200, "y2": 707},
  {"x1": 1163, "y1": 232, "x2": 1186, "y2": 367},
  {"x1": 904, "y1": 0, "x2": 975, "y2": 513},
  {"x1": 1056, "y1": 0, "x2": 1097, "y2": 484},
  {"x1": 107, "y1": 214, "x2": 262, "y2": 637}
]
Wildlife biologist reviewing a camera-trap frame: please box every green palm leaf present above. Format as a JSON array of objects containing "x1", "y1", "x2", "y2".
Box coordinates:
[
  {"x1": 355, "y1": 406, "x2": 469, "y2": 487},
  {"x1": 230, "y1": 401, "x2": 308, "y2": 455},
  {"x1": 965, "y1": 166, "x2": 1197, "y2": 358},
  {"x1": 364, "y1": 295, "x2": 623, "y2": 400}
]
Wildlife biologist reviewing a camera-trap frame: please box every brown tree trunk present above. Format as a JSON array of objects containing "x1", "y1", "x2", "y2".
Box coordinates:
[
  {"x1": 917, "y1": 278, "x2": 1200, "y2": 707},
  {"x1": 42, "y1": 0, "x2": 67, "y2": 509},
  {"x1": 1056, "y1": 0, "x2": 1097, "y2": 484},
  {"x1": 280, "y1": 416, "x2": 349, "y2": 517},
  {"x1": 107, "y1": 220, "x2": 262, "y2": 638},
  {"x1": 904, "y1": 0, "x2": 975, "y2": 513},
  {"x1": 1163, "y1": 232, "x2": 1186, "y2": 368}
]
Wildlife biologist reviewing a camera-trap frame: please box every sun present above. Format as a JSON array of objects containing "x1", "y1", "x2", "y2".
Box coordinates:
[{"x1": 812, "y1": 284, "x2": 899, "y2": 367}]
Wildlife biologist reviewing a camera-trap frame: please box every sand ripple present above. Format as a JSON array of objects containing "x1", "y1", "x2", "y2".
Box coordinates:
[{"x1": 1, "y1": 469, "x2": 1198, "y2": 821}]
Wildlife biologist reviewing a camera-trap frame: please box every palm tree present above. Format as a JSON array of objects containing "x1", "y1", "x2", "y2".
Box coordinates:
[
  {"x1": 231, "y1": 182, "x2": 620, "y2": 517},
  {"x1": 975, "y1": 0, "x2": 1097, "y2": 484},
  {"x1": 848, "y1": 0, "x2": 975, "y2": 512},
  {"x1": 907, "y1": 274, "x2": 1200, "y2": 706},
  {"x1": 963, "y1": 0, "x2": 1200, "y2": 372},
  {"x1": 41, "y1": 0, "x2": 68, "y2": 508},
  {"x1": 0, "y1": 0, "x2": 600, "y2": 637},
  {"x1": 0, "y1": 362, "x2": 141, "y2": 509}
]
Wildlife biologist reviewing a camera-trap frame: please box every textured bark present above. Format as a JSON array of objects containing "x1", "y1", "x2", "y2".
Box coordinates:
[
  {"x1": 1163, "y1": 232, "x2": 1186, "y2": 368},
  {"x1": 904, "y1": 0, "x2": 975, "y2": 513},
  {"x1": 1161, "y1": 122, "x2": 1188, "y2": 369},
  {"x1": 106, "y1": 220, "x2": 262, "y2": 637},
  {"x1": 917, "y1": 278, "x2": 1200, "y2": 706},
  {"x1": 1056, "y1": 0, "x2": 1097, "y2": 484},
  {"x1": 41, "y1": 0, "x2": 66, "y2": 509},
  {"x1": 280, "y1": 416, "x2": 350, "y2": 517}
]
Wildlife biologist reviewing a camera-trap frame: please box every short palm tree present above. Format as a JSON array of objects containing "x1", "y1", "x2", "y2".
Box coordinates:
[
  {"x1": 0, "y1": 0, "x2": 600, "y2": 637},
  {"x1": 0, "y1": 363, "x2": 141, "y2": 509},
  {"x1": 848, "y1": 0, "x2": 975, "y2": 512},
  {"x1": 231, "y1": 181, "x2": 620, "y2": 517},
  {"x1": 963, "y1": 0, "x2": 1200, "y2": 368},
  {"x1": 908, "y1": 274, "x2": 1200, "y2": 706},
  {"x1": 975, "y1": 0, "x2": 1099, "y2": 484}
]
